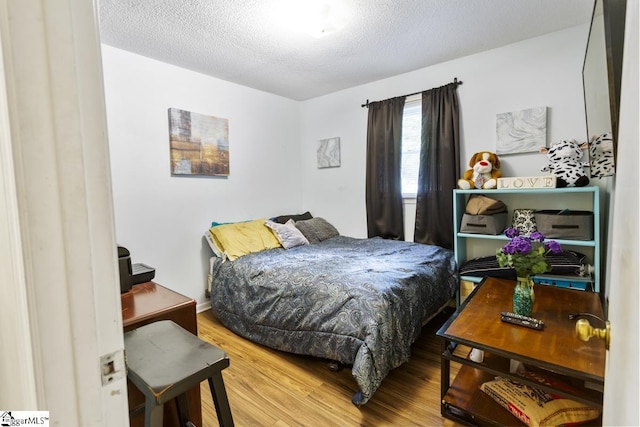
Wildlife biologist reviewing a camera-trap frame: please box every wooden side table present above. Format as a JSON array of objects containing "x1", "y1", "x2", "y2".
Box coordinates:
[
  {"x1": 437, "y1": 277, "x2": 605, "y2": 426},
  {"x1": 122, "y1": 281, "x2": 200, "y2": 427}
]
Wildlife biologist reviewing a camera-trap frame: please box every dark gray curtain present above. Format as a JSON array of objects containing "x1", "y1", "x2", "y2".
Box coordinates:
[
  {"x1": 414, "y1": 83, "x2": 460, "y2": 249},
  {"x1": 365, "y1": 97, "x2": 406, "y2": 240}
]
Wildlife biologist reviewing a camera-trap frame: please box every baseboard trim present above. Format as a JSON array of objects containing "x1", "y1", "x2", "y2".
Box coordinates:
[{"x1": 196, "y1": 300, "x2": 212, "y2": 313}]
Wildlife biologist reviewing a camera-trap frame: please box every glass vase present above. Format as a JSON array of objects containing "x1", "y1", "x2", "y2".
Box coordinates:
[{"x1": 513, "y1": 276, "x2": 534, "y2": 316}]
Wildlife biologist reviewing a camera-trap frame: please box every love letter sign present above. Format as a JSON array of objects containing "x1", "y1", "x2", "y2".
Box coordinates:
[{"x1": 497, "y1": 176, "x2": 557, "y2": 189}]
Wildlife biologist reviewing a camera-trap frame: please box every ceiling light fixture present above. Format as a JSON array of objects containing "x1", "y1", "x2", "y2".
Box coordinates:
[
  {"x1": 306, "y1": 3, "x2": 344, "y2": 38},
  {"x1": 273, "y1": 0, "x2": 346, "y2": 38}
]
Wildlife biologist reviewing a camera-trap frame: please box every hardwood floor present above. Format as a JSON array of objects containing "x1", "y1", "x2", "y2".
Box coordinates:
[{"x1": 197, "y1": 308, "x2": 466, "y2": 426}]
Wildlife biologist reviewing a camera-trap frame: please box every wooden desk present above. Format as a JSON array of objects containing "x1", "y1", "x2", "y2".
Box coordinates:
[
  {"x1": 122, "y1": 282, "x2": 201, "y2": 427},
  {"x1": 437, "y1": 277, "x2": 605, "y2": 426}
]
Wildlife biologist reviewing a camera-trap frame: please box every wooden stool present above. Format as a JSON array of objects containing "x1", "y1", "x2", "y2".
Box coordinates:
[{"x1": 124, "y1": 320, "x2": 234, "y2": 427}]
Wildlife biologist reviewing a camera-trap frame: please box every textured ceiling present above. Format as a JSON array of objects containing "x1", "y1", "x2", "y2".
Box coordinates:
[{"x1": 98, "y1": 0, "x2": 594, "y2": 101}]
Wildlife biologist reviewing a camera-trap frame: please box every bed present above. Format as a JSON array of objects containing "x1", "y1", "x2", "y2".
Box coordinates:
[{"x1": 206, "y1": 215, "x2": 458, "y2": 405}]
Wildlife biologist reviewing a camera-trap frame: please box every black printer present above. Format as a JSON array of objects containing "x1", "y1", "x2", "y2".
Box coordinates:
[{"x1": 117, "y1": 246, "x2": 155, "y2": 293}]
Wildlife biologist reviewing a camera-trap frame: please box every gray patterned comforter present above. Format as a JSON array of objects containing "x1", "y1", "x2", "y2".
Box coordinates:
[{"x1": 209, "y1": 235, "x2": 457, "y2": 405}]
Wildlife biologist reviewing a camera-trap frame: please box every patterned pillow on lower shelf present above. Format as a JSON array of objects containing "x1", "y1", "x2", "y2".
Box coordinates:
[
  {"x1": 460, "y1": 250, "x2": 588, "y2": 279},
  {"x1": 480, "y1": 375, "x2": 601, "y2": 427}
]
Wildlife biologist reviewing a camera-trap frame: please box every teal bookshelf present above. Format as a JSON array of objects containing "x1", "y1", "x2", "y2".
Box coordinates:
[{"x1": 453, "y1": 186, "x2": 601, "y2": 297}]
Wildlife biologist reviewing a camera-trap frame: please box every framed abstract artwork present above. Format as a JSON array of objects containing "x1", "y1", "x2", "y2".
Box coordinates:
[
  {"x1": 495, "y1": 106, "x2": 547, "y2": 155},
  {"x1": 168, "y1": 107, "x2": 229, "y2": 176},
  {"x1": 317, "y1": 137, "x2": 341, "y2": 168}
]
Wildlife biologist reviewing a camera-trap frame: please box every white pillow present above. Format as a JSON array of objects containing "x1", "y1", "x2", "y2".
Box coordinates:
[
  {"x1": 204, "y1": 231, "x2": 225, "y2": 259},
  {"x1": 265, "y1": 219, "x2": 309, "y2": 249}
]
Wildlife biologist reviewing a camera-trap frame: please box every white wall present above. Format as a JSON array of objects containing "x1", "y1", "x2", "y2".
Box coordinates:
[
  {"x1": 299, "y1": 25, "x2": 591, "y2": 239},
  {"x1": 102, "y1": 45, "x2": 302, "y2": 305}
]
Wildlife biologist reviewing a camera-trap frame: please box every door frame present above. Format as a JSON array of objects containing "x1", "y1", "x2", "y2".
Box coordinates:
[
  {"x1": 601, "y1": 0, "x2": 639, "y2": 424},
  {"x1": 0, "y1": 0, "x2": 128, "y2": 424}
]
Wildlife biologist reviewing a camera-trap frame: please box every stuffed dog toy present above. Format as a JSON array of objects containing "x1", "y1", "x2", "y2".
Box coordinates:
[{"x1": 458, "y1": 151, "x2": 502, "y2": 189}]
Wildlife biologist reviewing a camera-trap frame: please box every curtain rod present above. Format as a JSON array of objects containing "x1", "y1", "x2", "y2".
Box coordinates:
[{"x1": 360, "y1": 77, "x2": 462, "y2": 108}]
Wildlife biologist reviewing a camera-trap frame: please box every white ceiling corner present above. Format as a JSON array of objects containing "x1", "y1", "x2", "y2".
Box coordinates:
[{"x1": 98, "y1": 0, "x2": 594, "y2": 101}]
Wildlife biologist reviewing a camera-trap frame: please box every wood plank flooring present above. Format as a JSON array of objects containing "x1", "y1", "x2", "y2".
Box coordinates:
[{"x1": 197, "y1": 308, "x2": 466, "y2": 426}]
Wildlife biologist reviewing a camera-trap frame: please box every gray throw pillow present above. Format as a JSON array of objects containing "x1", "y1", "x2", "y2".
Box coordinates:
[{"x1": 294, "y1": 217, "x2": 339, "y2": 244}]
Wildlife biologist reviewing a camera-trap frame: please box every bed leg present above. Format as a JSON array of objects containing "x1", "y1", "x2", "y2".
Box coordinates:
[{"x1": 327, "y1": 361, "x2": 343, "y2": 372}]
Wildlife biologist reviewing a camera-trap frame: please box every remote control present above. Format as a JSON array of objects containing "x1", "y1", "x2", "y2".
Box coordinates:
[{"x1": 500, "y1": 311, "x2": 545, "y2": 330}]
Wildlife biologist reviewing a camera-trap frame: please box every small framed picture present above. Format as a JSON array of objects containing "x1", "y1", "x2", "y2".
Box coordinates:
[{"x1": 317, "y1": 137, "x2": 341, "y2": 168}]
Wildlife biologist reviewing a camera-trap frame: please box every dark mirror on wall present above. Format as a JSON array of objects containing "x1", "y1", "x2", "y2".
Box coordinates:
[{"x1": 582, "y1": 0, "x2": 626, "y2": 174}]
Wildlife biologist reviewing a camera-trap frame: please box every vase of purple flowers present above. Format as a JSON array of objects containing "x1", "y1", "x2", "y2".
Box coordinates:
[{"x1": 496, "y1": 227, "x2": 562, "y2": 316}]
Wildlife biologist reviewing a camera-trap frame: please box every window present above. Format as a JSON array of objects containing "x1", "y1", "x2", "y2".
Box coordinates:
[{"x1": 401, "y1": 97, "x2": 421, "y2": 197}]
